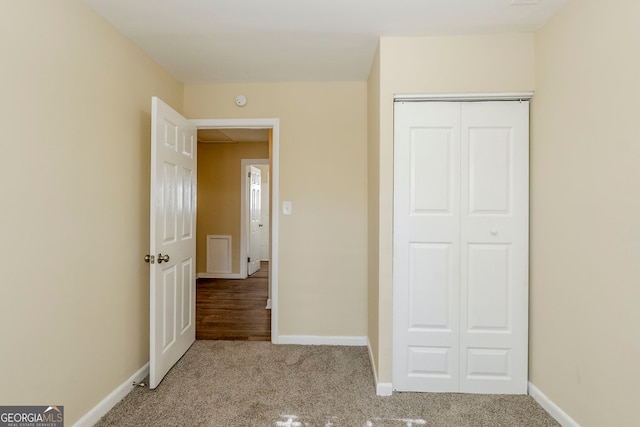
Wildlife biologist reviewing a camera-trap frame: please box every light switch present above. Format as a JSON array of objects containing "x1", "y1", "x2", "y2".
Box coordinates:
[{"x1": 283, "y1": 201, "x2": 292, "y2": 216}]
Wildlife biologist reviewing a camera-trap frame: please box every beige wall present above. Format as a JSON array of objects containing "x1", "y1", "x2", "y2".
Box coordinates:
[
  {"x1": 0, "y1": 1, "x2": 183, "y2": 424},
  {"x1": 367, "y1": 46, "x2": 381, "y2": 379},
  {"x1": 197, "y1": 142, "x2": 269, "y2": 274},
  {"x1": 185, "y1": 83, "x2": 368, "y2": 337},
  {"x1": 532, "y1": 0, "x2": 640, "y2": 425},
  {"x1": 371, "y1": 34, "x2": 535, "y2": 383}
]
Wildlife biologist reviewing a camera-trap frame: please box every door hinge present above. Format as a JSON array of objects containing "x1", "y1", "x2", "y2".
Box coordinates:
[
  {"x1": 248, "y1": 171, "x2": 251, "y2": 178},
  {"x1": 248, "y1": 257, "x2": 251, "y2": 263},
  {"x1": 144, "y1": 254, "x2": 155, "y2": 264}
]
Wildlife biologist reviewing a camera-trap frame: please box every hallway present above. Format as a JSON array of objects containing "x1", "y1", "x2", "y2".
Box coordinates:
[{"x1": 196, "y1": 261, "x2": 271, "y2": 341}]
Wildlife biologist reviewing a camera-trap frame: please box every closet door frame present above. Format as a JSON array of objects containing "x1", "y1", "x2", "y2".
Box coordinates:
[{"x1": 392, "y1": 92, "x2": 532, "y2": 394}]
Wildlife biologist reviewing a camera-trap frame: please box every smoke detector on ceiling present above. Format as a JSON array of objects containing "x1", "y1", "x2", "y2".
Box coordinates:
[{"x1": 235, "y1": 95, "x2": 247, "y2": 107}]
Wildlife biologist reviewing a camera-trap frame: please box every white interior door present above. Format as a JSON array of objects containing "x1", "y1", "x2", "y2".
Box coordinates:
[
  {"x1": 260, "y1": 170, "x2": 270, "y2": 260},
  {"x1": 393, "y1": 100, "x2": 529, "y2": 394},
  {"x1": 247, "y1": 166, "x2": 262, "y2": 275},
  {"x1": 149, "y1": 97, "x2": 197, "y2": 389}
]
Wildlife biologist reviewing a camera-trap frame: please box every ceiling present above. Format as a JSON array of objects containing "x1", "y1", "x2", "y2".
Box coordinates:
[
  {"x1": 84, "y1": 0, "x2": 570, "y2": 84},
  {"x1": 197, "y1": 128, "x2": 270, "y2": 144}
]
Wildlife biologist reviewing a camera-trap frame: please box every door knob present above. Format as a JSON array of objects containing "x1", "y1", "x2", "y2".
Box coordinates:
[
  {"x1": 157, "y1": 253, "x2": 170, "y2": 263},
  {"x1": 144, "y1": 254, "x2": 155, "y2": 264}
]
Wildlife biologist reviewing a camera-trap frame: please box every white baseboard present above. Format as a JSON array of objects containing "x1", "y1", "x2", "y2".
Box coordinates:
[
  {"x1": 277, "y1": 335, "x2": 367, "y2": 346},
  {"x1": 196, "y1": 273, "x2": 244, "y2": 279},
  {"x1": 73, "y1": 363, "x2": 149, "y2": 427},
  {"x1": 528, "y1": 382, "x2": 580, "y2": 427},
  {"x1": 367, "y1": 338, "x2": 393, "y2": 396},
  {"x1": 376, "y1": 382, "x2": 393, "y2": 396}
]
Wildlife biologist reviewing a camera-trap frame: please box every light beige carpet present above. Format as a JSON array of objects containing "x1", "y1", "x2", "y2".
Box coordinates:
[{"x1": 96, "y1": 341, "x2": 559, "y2": 426}]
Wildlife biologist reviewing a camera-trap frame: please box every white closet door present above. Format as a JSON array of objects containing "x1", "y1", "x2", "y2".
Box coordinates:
[
  {"x1": 459, "y1": 101, "x2": 529, "y2": 394},
  {"x1": 393, "y1": 102, "x2": 461, "y2": 392},
  {"x1": 393, "y1": 100, "x2": 529, "y2": 394}
]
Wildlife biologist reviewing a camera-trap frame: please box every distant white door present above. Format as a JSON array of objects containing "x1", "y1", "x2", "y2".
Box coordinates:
[
  {"x1": 260, "y1": 175, "x2": 270, "y2": 260},
  {"x1": 149, "y1": 97, "x2": 197, "y2": 389},
  {"x1": 393, "y1": 100, "x2": 529, "y2": 394},
  {"x1": 247, "y1": 166, "x2": 262, "y2": 275}
]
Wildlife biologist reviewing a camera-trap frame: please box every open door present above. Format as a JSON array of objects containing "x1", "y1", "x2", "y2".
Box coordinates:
[
  {"x1": 247, "y1": 165, "x2": 262, "y2": 275},
  {"x1": 148, "y1": 97, "x2": 197, "y2": 389}
]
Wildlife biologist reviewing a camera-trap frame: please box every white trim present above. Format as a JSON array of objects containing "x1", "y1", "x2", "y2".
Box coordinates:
[
  {"x1": 277, "y1": 335, "x2": 367, "y2": 346},
  {"x1": 191, "y1": 118, "x2": 280, "y2": 344},
  {"x1": 376, "y1": 382, "x2": 393, "y2": 396},
  {"x1": 73, "y1": 363, "x2": 149, "y2": 427},
  {"x1": 196, "y1": 273, "x2": 243, "y2": 279},
  {"x1": 191, "y1": 118, "x2": 277, "y2": 129},
  {"x1": 528, "y1": 382, "x2": 581, "y2": 427},
  {"x1": 270, "y1": 122, "x2": 280, "y2": 344},
  {"x1": 367, "y1": 338, "x2": 393, "y2": 396},
  {"x1": 241, "y1": 159, "x2": 269, "y2": 279},
  {"x1": 394, "y1": 92, "x2": 534, "y2": 102}
]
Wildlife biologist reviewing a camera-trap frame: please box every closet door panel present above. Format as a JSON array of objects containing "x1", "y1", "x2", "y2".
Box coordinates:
[
  {"x1": 408, "y1": 243, "x2": 453, "y2": 330},
  {"x1": 393, "y1": 101, "x2": 461, "y2": 392},
  {"x1": 466, "y1": 243, "x2": 511, "y2": 332},
  {"x1": 468, "y1": 127, "x2": 512, "y2": 215},
  {"x1": 410, "y1": 127, "x2": 454, "y2": 214},
  {"x1": 460, "y1": 101, "x2": 529, "y2": 394}
]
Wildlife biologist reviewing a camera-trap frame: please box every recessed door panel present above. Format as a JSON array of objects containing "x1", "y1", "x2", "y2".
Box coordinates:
[
  {"x1": 468, "y1": 127, "x2": 512, "y2": 215},
  {"x1": 182, "y1": 131, "x2": 194, "y2": 158},
  {"x1": 163, "y1": 162, "x2": 178, "y2": 244},
  {"x1": 163, "y1": 119, "x2": 177, "y2": 151},
  {"x1": 410, "y1": 128, "x2": 454, "y2": 214},
  {"x1": 181, "y1": 258, "x2": 193, "y2": 333},
  {"x1": 466, "y1": 348, "x2": 511, "y2": 379},
  {"x1": 162, "y1": 266, "x2": 177, "y2": 351},
  {"x1": 409, "y1": 243, "x2": 452, "y2": 330},
  {"x1": 467, "y1": 244, "x2": 510, "y2": 332},
  {"x1": 408, "y1": 347, "x2": 452, "y2": 378},
  {"x1": 181, "y1": 167, "x2": 194, "y2": 240}
]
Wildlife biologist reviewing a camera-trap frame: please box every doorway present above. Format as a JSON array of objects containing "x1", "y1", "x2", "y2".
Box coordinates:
[{"x1": 192, "y1": 118, "x2": 280, "y2": 343}]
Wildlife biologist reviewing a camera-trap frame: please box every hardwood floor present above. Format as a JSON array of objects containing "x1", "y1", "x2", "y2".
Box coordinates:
[{"x1": 196, "y1": 261, "x2": 271, "y2": 341}]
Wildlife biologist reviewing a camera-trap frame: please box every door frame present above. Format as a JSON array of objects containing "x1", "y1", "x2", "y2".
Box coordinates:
[
  {"x1": 191, "y1": 118, "x2": 280, "y2": 344},
  {"x1": 241, "y1": 159, "x2": 269, "y2": 279}
]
